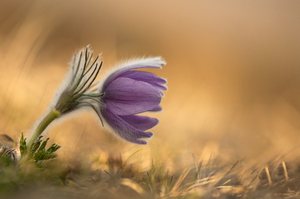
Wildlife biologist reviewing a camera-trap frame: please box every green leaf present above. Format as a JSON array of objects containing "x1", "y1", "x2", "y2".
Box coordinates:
[
  {"x1": 19, "y1": 135, "x2": 60, "y2": 164},
  {"x1": 19, "y1": 133, "x2": 27, "y2": 156}
]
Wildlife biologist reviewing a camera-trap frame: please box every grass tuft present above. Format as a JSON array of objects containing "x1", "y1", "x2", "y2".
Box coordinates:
[{"x1": 0, "y1": 150, "x2": 299, "y2": 199}]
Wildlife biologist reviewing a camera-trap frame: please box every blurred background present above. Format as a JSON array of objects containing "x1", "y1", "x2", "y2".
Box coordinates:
[{"x1": 0, "y1": 0, "x2": 300, "y2": 168}]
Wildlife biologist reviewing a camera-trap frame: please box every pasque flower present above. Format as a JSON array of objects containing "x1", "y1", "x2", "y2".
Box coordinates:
[
  {"x1": 97, "y1": 58, "x2": 167, "y2": 144},
  {"x1": 26, "y1": 46, "x2": 166, "y2": 151}
]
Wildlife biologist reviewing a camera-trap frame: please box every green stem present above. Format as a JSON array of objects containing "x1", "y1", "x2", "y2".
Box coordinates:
[{"x1": 27, "y1": 109, "x2": 61, "y2": 149}]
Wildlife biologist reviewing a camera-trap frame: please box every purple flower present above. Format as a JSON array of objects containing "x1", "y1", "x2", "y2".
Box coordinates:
[{"x1": 98, "y1": 58, "x2": 167, "y2": 144}]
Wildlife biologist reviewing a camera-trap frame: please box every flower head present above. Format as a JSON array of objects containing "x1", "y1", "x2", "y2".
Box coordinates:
[
  {"x1": 97, "y1": 58, "x2": 167, "y2": 144},
  {"x1": 25, "y1": 46, "x2": 166, "y2": 159}
]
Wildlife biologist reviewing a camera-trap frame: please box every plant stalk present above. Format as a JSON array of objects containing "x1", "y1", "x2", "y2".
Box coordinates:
[{"x1": 27, "y1": 109, "x2": 61, "y2": 149}]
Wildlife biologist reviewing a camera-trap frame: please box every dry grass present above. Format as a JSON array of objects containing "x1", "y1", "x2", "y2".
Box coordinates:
[{"x1": 0, "y1": 152, "x2": 300, "y2": 199}]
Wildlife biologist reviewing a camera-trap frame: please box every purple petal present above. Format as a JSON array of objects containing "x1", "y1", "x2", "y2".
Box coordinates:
[
  {"x1": 102, "y1": 57, "x2": 165, "y2": 91},
  {"x1": 121, "y1": 71, "x2": 167, "y2": 90},
  {"x1": 101, "y1": 109, "x2": 153, "y2": 144},
  {"x1": 120, "y1": 115, "x2": 158, "y2": 131},
  {"x1": 103, "y1": 77, "x2": 162, "y2": 115},
  {"x1": 104, "y1": 77, "x2": 163, "y2": 100},
  {"x1": 148, "y1": 105, "x2": 162, "y2": 112}
]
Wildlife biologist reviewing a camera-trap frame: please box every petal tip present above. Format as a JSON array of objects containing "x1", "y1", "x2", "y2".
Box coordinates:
[
  {"x1": 144, "y1": 132, "x2": 153, "y2": 138},
  {"x1": 153, "y1": 56, "x2": 166, "y2": 68},
  {"x1": 135, "y1": 139, "x2": 148, "y2": 145}
]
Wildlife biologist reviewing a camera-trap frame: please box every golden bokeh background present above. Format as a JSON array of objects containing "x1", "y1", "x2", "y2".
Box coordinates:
[{"x1": 1, "y1": 0, "x2": 300, "y2": 167}]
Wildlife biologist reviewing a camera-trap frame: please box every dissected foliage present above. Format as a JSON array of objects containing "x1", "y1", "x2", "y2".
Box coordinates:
[{"x1": 19, "y1": 134, "x2": 60, "y2": 164}]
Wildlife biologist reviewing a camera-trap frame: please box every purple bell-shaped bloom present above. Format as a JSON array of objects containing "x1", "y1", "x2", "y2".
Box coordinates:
[
  {"x1": 98, "y1": 58, "x2": 167, "y2": 144},
  {"x1": 25, "y1": 46, "x2": 167, "y2": 152}
]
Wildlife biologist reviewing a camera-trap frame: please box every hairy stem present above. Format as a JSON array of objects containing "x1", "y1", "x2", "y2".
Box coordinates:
[{"x1": 26, "y1": 109, "x2": 61, "y2": 149}]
